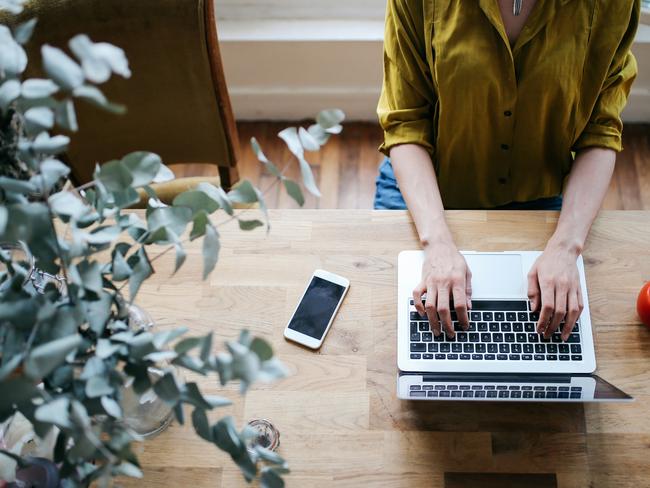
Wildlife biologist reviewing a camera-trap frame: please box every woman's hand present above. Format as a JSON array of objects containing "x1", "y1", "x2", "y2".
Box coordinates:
[
  {"x1": 412, "y1": 242, "x2": 472, "y2": 338},
  {"x1": 527, "y1": 241, "x2": 584, "y2": 341}
]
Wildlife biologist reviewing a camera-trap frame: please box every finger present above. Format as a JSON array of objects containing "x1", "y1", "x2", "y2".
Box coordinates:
[
  {"x1": 562, "y1": 289, "x2": 581, "y2": 341},
  {"x1": 527, "y1": 267, "x2": 541, "y2": 312},
  {"x1": 413, "y1": 284, "x2": 426, "y2": 316},
  {"x1": 452, "y1": 284, "x2": 469, "y2": 330},
  {"x1": 545, "y1": 285, "x2": 567, "y2": 339},
  {"x1": 424, "y1": 286, "x2": 441, "y2": 336},
  {"x1": 537, "y1": 281, "x2": 554, "y2": 334},
  {"x1": 465, "y1": 268, "x2": 473, "y2": 311},
  {"x1": 437, "y1": 286, "x2": 454, "y2": 337}
]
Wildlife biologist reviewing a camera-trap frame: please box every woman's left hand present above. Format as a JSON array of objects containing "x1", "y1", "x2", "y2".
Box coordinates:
[{"x1": 527, "y1": 242, "x2": 584, "y2": 341}]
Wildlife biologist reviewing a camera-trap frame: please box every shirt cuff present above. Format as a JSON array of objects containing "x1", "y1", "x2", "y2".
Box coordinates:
[
  {"x1": 379, "y1": 119, "x2": 435, "y2": 157},
  {"x1": 572, "y1": 122, "x2": 623, "y2": 152}
]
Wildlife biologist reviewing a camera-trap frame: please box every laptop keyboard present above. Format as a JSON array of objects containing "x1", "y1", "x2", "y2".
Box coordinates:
[
  {"x1": 408, "y1": 383, "x2": 583, "y2": 399},
  {"x1": 409, "y1": 299, "x2": 583, "y2": 362}
]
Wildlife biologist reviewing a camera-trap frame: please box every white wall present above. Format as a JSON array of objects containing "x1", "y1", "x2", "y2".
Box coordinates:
[{"x1": 216, "y1": 1, "x2": 650, "y2": 122}]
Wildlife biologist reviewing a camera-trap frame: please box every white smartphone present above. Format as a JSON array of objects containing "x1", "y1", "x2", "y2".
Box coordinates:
[{"x1": 283, "y1": 269, "x2": 350, "y2": 349}]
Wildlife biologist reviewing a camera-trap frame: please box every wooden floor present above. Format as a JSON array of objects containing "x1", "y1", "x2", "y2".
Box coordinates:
[{"x1": 181, "y1": 122, "x2": 649, "y2": 210}]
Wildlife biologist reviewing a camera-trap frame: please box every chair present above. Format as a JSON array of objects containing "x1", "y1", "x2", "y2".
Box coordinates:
[{"x1": 13, "y1": 0, "x2": 240, "y2": 199}]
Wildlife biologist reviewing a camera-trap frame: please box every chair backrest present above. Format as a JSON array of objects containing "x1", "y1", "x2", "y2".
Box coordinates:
[{"x1": 13, "y1": 0, "x2": 240, "y2": 187}]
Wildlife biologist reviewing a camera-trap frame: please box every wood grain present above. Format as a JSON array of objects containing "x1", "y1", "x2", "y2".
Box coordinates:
[{"x1": 123, "y1": 210, "x2": 650, "y2": 487}]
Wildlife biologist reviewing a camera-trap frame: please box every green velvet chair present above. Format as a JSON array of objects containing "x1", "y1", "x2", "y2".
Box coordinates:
[{"x1": 7, "y1": 0, "x2": 240, "y2": 202}]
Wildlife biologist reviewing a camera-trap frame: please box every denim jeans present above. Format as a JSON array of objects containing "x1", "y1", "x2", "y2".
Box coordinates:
[{"x1": 373, "y1": 158, "x2": 563, "y2": 211}]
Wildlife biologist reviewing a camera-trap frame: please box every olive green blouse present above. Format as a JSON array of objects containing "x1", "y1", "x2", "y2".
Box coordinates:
[{"x1": 378, "y1": 0, "x2": 639, "y2": 208}]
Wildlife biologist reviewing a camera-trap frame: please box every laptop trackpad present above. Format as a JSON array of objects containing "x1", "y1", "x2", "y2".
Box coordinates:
[{"x1": 463, "y1": 253, "x2": 524, "y2": 298}]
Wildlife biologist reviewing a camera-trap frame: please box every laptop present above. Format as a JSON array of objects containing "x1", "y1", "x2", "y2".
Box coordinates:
[{"x1": 397, "y1": 251, "x2": 632, "y2": 402}]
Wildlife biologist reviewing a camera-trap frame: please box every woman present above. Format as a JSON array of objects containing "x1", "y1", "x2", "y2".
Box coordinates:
[{"x1": 376, "y1": 1, "x2": 639, "y2": 340}]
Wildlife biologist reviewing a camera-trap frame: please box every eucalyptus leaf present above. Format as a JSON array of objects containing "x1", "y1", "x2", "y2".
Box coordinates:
[
  {"x1": 0, "y1": 25, "x2": 27, "y2": 76},
  {"x1": 69, "y1": 34, "x2": 131, "y2": 83},
  {"x1": 72, "y1": 84, "x2": 126, "y2": 114},
  {"x1": 250, "y1": 137, "x2": 281, "y2": 177},
  {"x1": 307, "y1": 124, "x2": 329, "y2": 145},
  {"x1": 0, "y1": 0, "x2": 27, "y2": 14},
  {"x1": 34, "y1": 397, "x2": 72, "y2": 429},
  {"x1": 238, "y1": 219, "x2": 264, "y2": 231},
  {"x1": 153, "y1": 163, "x2": 175, "y2": 183},
  {"x1": 21, "y1": 78, "x2": 59, "y2": 99},
  {"x1": 152, "y1": 327, "x2": 188, "y2": 349},
  {"x1": 13, "y1": 18, "x2": 37, "y2": 45},
  {"x1": 298, "y1": 157, "x2": 321, "y2": 197},
  {"x1": 173, "y1": 242, "x2": 186, "y2": 274},
  {"x1": 0, "y1": 79, "x2": 20, "y2": 110},
  {"x1": 197, "y1": 183, "x2": 233, "y2": 215},
  {"x1": 298, "y1": 127, "x2": 320, "y2": 151},
  {"x1": 191, "y1": 407, "x2": 212, "y2": 441},
  {"x1": 112, "y1": 250, "x2": 131, "y2": 281},
  {"x1": 147, "y1": 206, "x2": 192, "y2": 237},
  {"x1": 30, "y1": 158, "x2": 70, "y2": 193},
  {"x1": 121, "y1": 152, "x2": 162, "y2": 187},
  {"x1": 24, "y1": 106, "x2": 55, "y2": 132},
  {"x1": 250, "y1": 338, "x2": 273, "y2": 362},
  {"x1": 55, "y1": 98, "x2": 78, "y2": 132},
  {"x1": 101, "y1": 396, "x2": 122, "y2": 418},
  {"x1": 277, "y1": 127, "x2": 304, "y2": 159},
  {"x1": 0, "y1": 353, "x2": 23, "y2": 381},
  {"x1": 41, "y1": 44, "x2": 84, "y2": 90},
  {"x1": 152, "y1": 371, "x2": 181, "y2": 405},
  {"x1": 32, "y1": 132, "x2": 70, "y2": 154},
  {"x1": 261, "y1": 467, "x2": 286, "y2": 488},
  {"x1": 128, "y1": 247, "x2": 152, "y2": 301},
  {"x1": 48, "y1": 192, "x2": 88, "y2": 220},
  {"x1": 85, "y1": 375, "x2": 113, "y2": 398},
  {"x1": 202, "y1": 224, "x2": 219, "y2": 280},
  {"x1": 282, "y1": 179, "x2": 304, "y2": 206},
  {"x1": 316, "y1": 108, "x2": 346, "y2": 130},
  {"x1": 190, "y1": 211, "x2": 209, "y2": 240},
  {"x1": 97, "y1": 159, "x2": 133, "y2": 192},
  {"x1": 227, "y1": 179, "x2": 258, "y2": 205},
  {"x1": 24, "y1": 334, "x2": 81, "y2": 379},
  {"x1": 113, "y1": 463, "x2": 142, "y2": 479},
  {"x1": 173, "y1": 189, "x2": 219, "y2": 217}
]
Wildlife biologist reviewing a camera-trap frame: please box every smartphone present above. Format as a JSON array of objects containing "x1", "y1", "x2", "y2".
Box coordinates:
[{"x1": 283, "y1": 269, "x2": 350, "y2": 349}]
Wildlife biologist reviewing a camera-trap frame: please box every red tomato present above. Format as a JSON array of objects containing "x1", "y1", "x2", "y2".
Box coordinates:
[{"x1": 638, "y1": 282, "x2": 650, "y2": 327}]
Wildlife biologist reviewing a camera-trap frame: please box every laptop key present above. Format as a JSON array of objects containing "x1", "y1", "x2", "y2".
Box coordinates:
[
  {"x1": 534, "y1": 392, "x2": 545, "y2": 399},
  {"x1": 419, "y1": 323, "x2": 429, "y2": 332},
  {"x1": 487, "y1": 391, "x2": 498, "y2": 398},
  {"x1": 559, "y1": 355, "x2": 570, "y2": 361},
  {"x1": 522, "y1": 354, "x2": 532, "y2": 360},
  {"x1": 447, "y1": 354, "x2": 459, "y2": 359},
  {"x1": 513, "y1": 322, "x2": 523, "y2": 332},
  {"x1": 523, "y1": 344, "x2": 533, "y2": 353},
  {"x1": 534, "y1": 354, "x2": 545, "y2": 361},
  {"x1": 411, "y1": 343, "x2": 426, "y2": 352},
  {"x1": 435, "y1": 354, "x2": 445, "y2": 359},
  {"x1": 551, "y1": 334, "x2": 562, "y2": 343},
  {"x1": 462, "y1": 391, "x2": 474, "y2": 397},
  {"x1": 511, "y1": 344, "x2": 522, "y2": 353},
  {"x1": 547, "y1": 355, "x2": 558, "y2": 361},
  {"x1": 535, "y1": 344, "x2": 546, "y2": 353},
  {"x1": 487, "y1": 344, "x2": 498, "y2": 353},
  {"x1": 472, "y1": 354, "x2": 483, "y2": 360},
  {"x1": 511, "y1": 391, "x2": 522, "y2": 398},
  {"x1": 571, "y1": 355, "x2": 583, "y2": 361},
  {"x1": 497, "y1": 354, "x2": 508, "y2": 360},
  {"x1": 467, "y1": 322, "x2": 477, "y2": 331},
  {"x1": 476, "y1": 344, "x2": 487, "y2": 353},
  {"x1": 463, "y1": 344, "x2": 474, "y2": 353},
  {"x1": 558, "y1": 392, "x2": 569, "y2": 398},
  {"x1": 567, "y1": 334, "x2": 580, "y2": 343},
  {"x1": 484, "y1": 354, "x2": 496, "y2": 360},
  {"x1": 516, "y1": 333, "x2": 527, "y2": 343},
  {"x1": 427, "y1": 391, "x2": 439, "y2": 397},
  {"x1": 478, "y1": 322, "x2": 488, "y2": 331},
  {"x1": 411, "y1": 323, "x2": 418, "y2": 334},
  {"x1": 451, "y1": 390, "x2": 462, "y2": 398},
  {"x1": 571, "y1": 344, "x2": 582, "y2": 354},
  {"x1": 489, "y1": 322, "x2": 500, "y2": 332},
  {"x1": 439, "y1": 391, "x2": 451, "y2": 397},
  {"x1": 440, "y1": 344, "x2": 451, "y2": 352},
  {"x1": 452, "y1": 343, "x2": 462, "y2": 353},
  {"x1": 547, "y1": 344, "x2": 558, "y2": 353},
  {"x1": 410, "y1": 391, "x2": 426, "y2": 397},
  {"x1": 481, "y1": 333, "x2": 492, "y2": 342},
  {"x1": 523, "y1": 391, "x2": 533, "y2": 398},
  {"x1": 422, "y1": 332, "x2": 433, "y2": 342},
  {"x1": 469, "y1": 333, "x2": 479, "y2": 342},
  {"x1": 518, "y1": 312, "x2": 528, "y2": 321},
  {"x1": 498, "y1": 390, "x2": 509, "y2": 398},
  {"x1": 428, "y1": 343, "x2": 438, "y2": 352},
  {"x1": 525, "y1": 322, "x2": 535, "y2": 332},
  {"x1": 457, "y1": 333, "x2": 468, "y2": 342},
  {"x1": 483, "y1": 312, "x2": 493, "y2": 321},
  {"x1": 509, "y1": 354, "x2": 521, "y2": 360},
  {"x1": 423, "y1": 354, "x2": 433, "y2": 359},
  {"x1": 475, "y1": 390, "x2": 486, "y2": 398},
  {"x1": 499, "y1": 344, "x2": 509, "y2": 353},
  {"x1": 411, "y1": 333, "x2": 421, "y2": 342},
  {"x1": 460, "y1": 354, "x2": 471, "y2": 360},
  {"x1": 528, "y1": 333, "x2": 539, "y2": 343},
  {"x1": 494, "y1": 312, "x2": 505, "y2": 321},
  {"x1": 501, "y1": 323, "x2": 512, "y2": 332},
  {"x1": 410, "y1": 312, "x2": 424, "y2": 320},
  {"x1": 470, "y1": 312, "x2": 481, "y2": 321},
  {"x1": 505, "y1": 333, "x2": 515, "y2": 343},
  {"x1": 530, "y1": 311, "x2": 540, "y2": 321},
  {"x1": 570, "y1": 392, "x2": 581, "y2": 399},
  {"x1": 493, "y1": 333, "x2": 504, "y2": 342}
]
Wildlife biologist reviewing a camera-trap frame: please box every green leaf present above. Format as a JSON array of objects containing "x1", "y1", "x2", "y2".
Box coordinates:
[
  {"x1": 261, "y1": 467, "x2": 286, "y2": 488},
  {"x1": 24, "y1": 107, "x2": 54, "y2": 132},
  {"x1": 32, "y1": 132, "x2": 70, "y2": 155},
  {"x1": 153, "y1": 372, "x2": 181, "y2": 405},
  {"x1": 128, "y1": 247, "x2": 152, "y2": 302},
  {"x1": 72, "y1": 84, "x2": 126, "y2": 114},
  {"x1": 0, "y1": 176, "x2": 36, "y2": 193},
  {"x1": 256, "y1": 447, "x2": 286, "y2": 466},
  {"x1": 298, "y1": 126, "x2": 320, "y2": 151},
  {"x1": 121, "y1": 152, "x2": 162, "y2": 187},
  {"x1": 96, "y1": 339, "x2": 121, "y2": 359},
  {"x1": 152, "y1": 326, "x2": 188, "y2": 349},
  {"x1": 183, "y1": 382, "x2": 213, "y2": 410},
  {"x1": 202, "y1": 224, "x2": 220, "y2": 279},
  {"x1": 316, "y1": 108, "x2": 346, "y2": 130},
  {"x1": 282, "y1": 178, "x2": 304, "y2": 206},
  {"x1": 0, "y1": 25, "x2": 27, "y2": 76},
  {"x1": 31, "y1": 158, "x2": 70, "y2": 193},
  {"x1": 200, "y1": 333, "x2": 213, "y2": 363},
  {"x1": 101, "y1": 396, "x2": 122, "y2": 418},
  {"x1": 153, "y1": 163, "x2": 175, "y2": 183},
  {"x1": 173, "y1": 242, "x2": 186, "y2": 274},
  {"x1": 191, "y1": 408, "x2": 212, "y2": 441},
  {"x1": 21, "y1": 78, "x2": 58, "y2": 99},
  {"x1": 68, "y1": 34, "x2": 131, "y2": 84},
  {"x1": 34, "y1": 397, "x2": 73, "y2": 429},
  {"x1": 24, "y1": 334, "x2": 82, "y2": 379},
  {"x1": 77, "y1": 260, "x2": 103, "y2": 294},
  {"x1": 48, "y1": 192, "x2": 88, "y2": 220},
  {"x1": 197, "y1": 183, "x2": 233, "y2": 215},
  {"x1": 174, "y1": 337, "x2": 202, "y2": 355},
  {"x1": 0, "y1": 207, "x2": 6, "y2": 234},
  {"x1": 85, "y1": 375, "x2": 113, "y2": 398},
  {"x1": 307, "y1": 123, "x2": 329, "y2": 145},
  {"x1": 85, "y1": 225, "x2": 121, "y2": 245},
  {"x1": 112, "y1": 249, "x2": 131, "y2": 281},
  {"x1": 278, "y1": 127, "x2": 303, "y2": 159},
  {"x1": 97, "y1": 159, "x2": 133, "y2": 192},
  {"x1": 82, "y1": 292, "x2": 112, "y2": 335},
  {"x1": 0, "y1": 79, "x2": 20, "y2": 110},
  {"x1": 55, "y1": 98, "x2": 78, "y2": 132},
  {"x1": 113, "y1": 462, "x2": 143, "y2": 479},
  {"x1": 238, "y1": 219, "x2": 264, "y2": 231},
  {"x1": 212, "y1": 416, "x2": 242, "y2": 454},
  {"x1": 250, "y1": 137, "x2": 281, "y2": 177},
  {"x1": 190, "y1": 211, "x2": 209, "y2": 240},
  {"x1": 147, "y1": 206, "x2": 192, "y2": 237},
  {"x1": 13, "y1": 18, "x2": 37, "y2": 44},
  {"x1": 41, "y1": 44, "x2": 84, "y2": 90},
  {"x1": 250, "y1": 337, "x2": 273, "y2": 362},
  {"x1": 0, "y1": 353, "x2": 23, "y2": 381},
  {"x1": 173, "y1": 190, "x2": 220, "y2": 216},
  {"x1": 298, "y1": 157, "x2": 321, "y2": 197},
  {"x1": 228, "y1": 179, "x2": 259, "y2": 205},
  {"x1": 0, "y1": 0, "x2": 27, "y2": 15}
]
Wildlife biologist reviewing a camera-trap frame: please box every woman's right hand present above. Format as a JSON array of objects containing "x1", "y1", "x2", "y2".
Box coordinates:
[{"x1": 412, "y1": 242, "x2": 472, "y2": 338}]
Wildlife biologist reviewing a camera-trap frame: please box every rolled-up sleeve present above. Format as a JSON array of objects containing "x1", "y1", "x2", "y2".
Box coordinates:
[
  {"x1": 573, "y1": 4, "x2": 639, "y2": 153},
  {"x1": 378, "y1": 0, "x2": 436, "y2": 157}
]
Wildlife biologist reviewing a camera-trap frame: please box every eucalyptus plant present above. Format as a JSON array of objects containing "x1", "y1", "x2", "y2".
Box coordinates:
[{"x1": 0, "y1": 1, "x2": 345, "y2": 486}]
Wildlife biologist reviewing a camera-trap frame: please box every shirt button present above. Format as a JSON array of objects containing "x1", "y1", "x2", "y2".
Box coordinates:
[
  {"x1": 504, "y1": 110, "x2": 512, "y2": 117},
  {"x1": 500, "y1": 144, "x2": 510, "y2": 150},
  {"x1": 498, "y1": 177, "x2": 508, "y2": 185}
]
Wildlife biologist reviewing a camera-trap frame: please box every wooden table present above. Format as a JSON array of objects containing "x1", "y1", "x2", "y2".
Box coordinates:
[{"x1": 128, "y1": 210, "x2": 650, "y2": 488}]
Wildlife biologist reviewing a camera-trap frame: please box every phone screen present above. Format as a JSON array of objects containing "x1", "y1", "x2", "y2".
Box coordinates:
[{"x1": 288, "y1": 276, "x2": 346, "y2": 339}]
